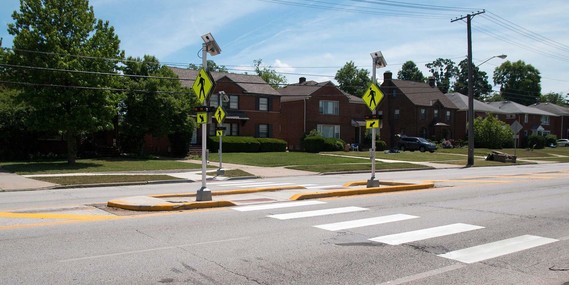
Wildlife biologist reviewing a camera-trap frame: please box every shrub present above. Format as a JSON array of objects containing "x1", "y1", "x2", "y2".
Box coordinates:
[
  {"x1": 473, "y1": 114, "x2": 514, "y2": 149},
  {"x1": 257, "y1": 138, "x2": 287, "y2": 152},
  {"x1": 545, "y1": 134, "x2": 557, "y2": 147},
  {"x1": 527, "y1": 134, "x2": 545, "y2": 149},
  {"x1": 376, "y1": 140, "x2": 387, "y2": 151},
  {"x1": 209, "y1": 136, "x2": 260, "y2": 152},
  {"x1": 303, "y1": 136, "x2": 325, "y2": 153}
]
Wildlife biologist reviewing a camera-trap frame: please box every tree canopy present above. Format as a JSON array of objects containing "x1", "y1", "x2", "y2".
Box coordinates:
[
  {"x1": 335, "y1": 61, "x2": 371, "y2": 97},
  {"x1": 4, "y1": 0, "x2": 123, "y2": 163},
  {"x1": 188, "y1": 60, "x2": 228, "y2": 72},
  {"x1": 425, "y1": 58, "x2": 457, "y2": 94},
  {"x1": 493, "y1": 60, "x2": 541, "y2": 106},
  {"x1": 454, "y1": 59, "x2": 492, "y2": 99},
  {"x1": 397, "y1": 61, "x2": 425, "y2": 82},
  {"x1": 253, "y1": 59, "x2": 287, "y2": 88}
]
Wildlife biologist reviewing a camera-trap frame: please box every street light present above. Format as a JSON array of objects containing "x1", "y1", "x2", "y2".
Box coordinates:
[
  {"x1": 196, "y1": 32, "x2": 221, "y2": 202},
  {"x1": 368, "y1": 50, "x2": 387, "y2": 188},
  {"x1": 477, "y1": 54, "x2": 507, "y2": 67}
]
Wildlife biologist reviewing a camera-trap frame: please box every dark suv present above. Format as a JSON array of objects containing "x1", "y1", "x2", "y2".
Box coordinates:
[{"x1": 398, "y1": 136, "x2": 437, "y2": 153}]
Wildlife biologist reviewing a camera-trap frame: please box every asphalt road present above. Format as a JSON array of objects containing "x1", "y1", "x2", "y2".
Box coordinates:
[{"x1": 1, "y1": 164, "x2": 569, "y2": 284}]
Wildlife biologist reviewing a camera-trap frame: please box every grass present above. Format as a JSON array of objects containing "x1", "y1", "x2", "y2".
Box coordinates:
[
  {"x1": 288, "y1": 162, "x2": 428, "y2": 172},
  {"x1": 207, "y1": 169, "x2": 254, "y2": 178},
  {"x1": 0, "y1": 157, "x2": 205, "y2": 175},
  {"x1": 206, "y1": 152, "x2": 371, "y2": 167},
  {"x1": 35, "y1": 175, "x2": 183, "y2": 186}
]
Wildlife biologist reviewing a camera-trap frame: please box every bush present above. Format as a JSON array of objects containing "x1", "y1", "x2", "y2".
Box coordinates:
[
  {"x1": 303, "y1": 136, "x2": 325, "y2": 153},
  {"x1": 473, "y1": 114, "x2": 514, "y2": 149},
  {"x1": 527, "y1": 134, "x2": 545, "y2": 149},
  {"x1": 376, "y1": 140, "x2": 387, "y2": 151},
  {"x1": 208, "y1": 136, "x2": 287, "y2": 153},
  {"x1": 257, "y1": 138, "x2": 287, "y2": 152},
  {"x1": 209, "y1": 136, "x2": 260, "y2": 152},
  {"x1": 545, "y1": 134, "x2": 557, "y2": 147}
]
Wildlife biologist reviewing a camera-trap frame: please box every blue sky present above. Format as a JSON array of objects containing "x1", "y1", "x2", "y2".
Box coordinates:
[{"x1": 1, "y1": 0, "x2": 568, "y2": 95}]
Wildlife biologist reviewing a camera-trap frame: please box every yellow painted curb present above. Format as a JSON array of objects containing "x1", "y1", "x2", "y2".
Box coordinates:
[
  {"x1": 107, "y1": 200, "x2": 235, "y2": 211},
  {"x1": 151, "y1": 185, "x2": 306, "y2": 198},
  {"x1": 290, "y1": 182, "x2": 435, "y2": 200}
]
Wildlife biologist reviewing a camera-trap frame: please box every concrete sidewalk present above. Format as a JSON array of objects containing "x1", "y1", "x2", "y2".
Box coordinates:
[{"x1": 0, "y1": 171, "x2": 56, "y2": 192}]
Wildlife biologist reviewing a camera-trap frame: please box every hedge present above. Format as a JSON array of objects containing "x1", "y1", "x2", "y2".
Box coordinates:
[{"x1": 208, "y1": 136, "x2": 286, "y2": 152}]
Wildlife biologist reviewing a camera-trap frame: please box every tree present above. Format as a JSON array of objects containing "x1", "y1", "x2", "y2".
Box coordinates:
[
  {"x1": 253, "y1": 59, "x2": 287, "y2": 88},
  {"x1": 120, "y1": 55, "x2": 194, "y2": 156},
  {"x1": 4, "y1": 0, "x2": 123, "y2": 164},
  {"x1": 425, "y1": 58, "x2": 457, "y2": 94},
  {"x1": 540, "y1": 92, "x2": 568, "y2": 106},
  {"x1": 454, "y1": 59, "x2": 492, "y2": 99},
  {"x1": 493, "y1": 60, "x2": 541, "y2": 106},
  {"x1": 188, "y1": 60, "x2": 228, "y2": 72},
  {"x1": 473, "y1": 114, "x2": 514, "y2": 149},
  {"x1": 335, "y1": 61, "x2": 371, "y2": 97},
  {"x1": 397, "y1": 61, "x2": 425, "y2": 82}
]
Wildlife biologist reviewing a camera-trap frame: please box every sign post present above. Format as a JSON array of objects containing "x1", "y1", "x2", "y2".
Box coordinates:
[
  {"x1": 366, "y1": 51, "x2": 387, "y2": 188},
  {"x1": 193, "y1": 33, "x2": 220, "y2": 201},
  {"x1": 510, "y1": 120, "x2": 523, "y2": 157},
  {"x1": 214, "y1": 103, "x2": 226, "y2": 176}
]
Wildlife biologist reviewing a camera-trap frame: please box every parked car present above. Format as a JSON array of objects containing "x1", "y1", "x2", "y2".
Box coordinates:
[
  {"x1": 397, "y1": 136, "x2": 437, "y2": 153},
  {"x1": 557, "y1": 139, "x2": 569, "y2": 147}
]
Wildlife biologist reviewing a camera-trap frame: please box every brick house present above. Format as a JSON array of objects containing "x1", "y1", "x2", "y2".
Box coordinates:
[
  {"x1": 170, "y1": 67, "x2": 282, "y2": 144},
  {"x1": 445, "y1": 92, "x2": 508, "y2": 142},
  {"x1": 487, "y1": 101, "x2": 558, "y2": 147},
  {"x1": 378, "y1": 72, "x2": 458, "y2": 147},
  {"x1": 529, "y1": 102, "x2": 569, "y2": 139},
  {"x1": 278, "y1": 77, "x2": 369, "y2": 150}
]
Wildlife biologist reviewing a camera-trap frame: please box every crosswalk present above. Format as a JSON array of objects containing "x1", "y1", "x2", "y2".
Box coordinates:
[{"x1": 230, "y1": 200, "x2": 559, "y2": 265}]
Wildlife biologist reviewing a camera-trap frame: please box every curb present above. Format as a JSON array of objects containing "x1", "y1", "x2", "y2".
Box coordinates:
[
  {"x1": 107, "y1": 199, "x2": 235, "y2": 211},
  {"x1": 289, "y1": 182, "x2": 435, "y2": 200}
]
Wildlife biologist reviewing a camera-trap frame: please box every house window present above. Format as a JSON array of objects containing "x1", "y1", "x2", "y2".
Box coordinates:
[
  {"x1": 394, "y1": 109, "x2": 400, "y2": 120},
  {"x1": 258, "y1": 97, "x2": 269, "y2": 111},
  {"x1": 446, "y1": 110, "x2": 451, "y2": 121},
  {"x1": 229, "y1": 123, "x2": 238, "y2": 136},
  {"x1": 506, "y1": 114, "x2": 516, "y2": 119},
  {"x1": 541, "y1": 115, "x2": 550, "y2": 126},
  {"x1": 434, "y1": 109, "x2": 439, "y2": 118},
  {"x1": 524, "y1": 114, "x2": 529, "y2": 123},
  {"x1": 319, "y1": 100, "x2": 339, "y2": 115},
  {"x1": 317, "y1": 124, "x2": 340, "y2": 138},
  {"x1": 257, "y1": 124, "x2": 270, "y2": 138},
  {"x1": 392, "y1": 90, "x2": 397, "y2": 97},
  {"x1": 420, "y1": 108, "x2": 426, "y2": 120},
  {"x1": 229, "y1": 95, "x2": 239, "y2": 110},
  {"x1": 421, "y1": 127, "x2": 427, "y2": 138}
]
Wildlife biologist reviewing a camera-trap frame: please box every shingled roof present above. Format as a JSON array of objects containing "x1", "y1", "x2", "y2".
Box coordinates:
[
  {"x1": 487, "y1": 101, "x2": 558, "y2": 116},
  {"x1": 446, "y1": 92, "x2": 507, "y2": 114},
  {"x1": 388, "y1": 79, "x2": 457, "y2": 109},
  {"x1": 278, "y1": 80, "x2": 364, "y2": 104},
  {"x1": 169, "y1": 67, "x2": 280, "y2": 95},
  {"x1": 529, "y1": 102, "x2": 569, "y2": 116}
]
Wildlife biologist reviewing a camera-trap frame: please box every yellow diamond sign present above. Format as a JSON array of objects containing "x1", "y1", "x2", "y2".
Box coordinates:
[
  {"x1": 216, "y1": 130, "x2": 223, "y2": 137},
  {"x1": 192, "y1": 68, "x2": 215, "y2": 105},
  {"x1": 362, "y1": 83, "x2": 384, "y2": 111},
  {"x1": 214, "y1": 106, "x2": 226, "y2": 124}
]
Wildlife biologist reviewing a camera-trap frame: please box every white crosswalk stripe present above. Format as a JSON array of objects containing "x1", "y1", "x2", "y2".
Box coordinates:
[
  {"x1": 314, "y1": 214, "x2": 419, "y2": 231},
  {"x1": 268, "y1": 206, "x2": 368, "y2": 220},
  {"x1": 369, "y1": 223, "x2": 485, "y2": 245},
  {"x1": 438, "y1": 235, "x2": 558, "y2": 264},
  {"x1": 231, "y1": 200, "x2": 326, "y2": 212}
]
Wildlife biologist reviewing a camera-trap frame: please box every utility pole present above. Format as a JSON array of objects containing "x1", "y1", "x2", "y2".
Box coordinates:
[{"x1": 452, "y1": 10, "x2": 485, "y2": 167}]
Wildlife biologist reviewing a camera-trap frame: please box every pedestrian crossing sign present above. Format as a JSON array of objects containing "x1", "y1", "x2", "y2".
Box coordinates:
[
  {"x1": 196, "y1": 112, "x2": 208, "y2": 124},
  {"x1": 362, "y1": 83, "x2": 384, "y2": 111},
  {"x1": 366, "y1": 119, "x2": 380, "y2": 129},
  {"x1": 214, "y1": 106, "x2": 226, "y2": 124},
  {"x1": 192, "y1": 68, "x2": 215, "y2": 104}
]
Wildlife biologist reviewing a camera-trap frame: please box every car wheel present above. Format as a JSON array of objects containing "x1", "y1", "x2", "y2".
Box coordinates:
[{"x1": 419, "y1": 146, "x2": 426, "y2": 152}]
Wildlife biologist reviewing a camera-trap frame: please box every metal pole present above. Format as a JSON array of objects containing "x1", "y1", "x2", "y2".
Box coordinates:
[
  {"x1": 217, "y1": 92, "x2": 224, "y2": 176},
  {"x1": 197, "y1": 43, "x2": 212, "y2": 201},
  {"x1": 466, "y1": 15, "x2": 475, "y2": 167},
  {"x1": 367, "y1": 62, "x2": 379, "y2": 188}
]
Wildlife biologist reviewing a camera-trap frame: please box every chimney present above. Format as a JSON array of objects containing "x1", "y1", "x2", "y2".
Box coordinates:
[
  {"x1": 299, "y1": 77, "x2": 306, "y2": 84},
  {"x1": 383, "y1": 71, "x2": 392, "y2": 82},
  {"x1": 428, "y1": 76, "x2": 436, "y2": 88}
]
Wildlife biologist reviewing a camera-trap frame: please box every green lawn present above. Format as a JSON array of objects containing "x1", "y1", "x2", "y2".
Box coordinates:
[
  {"x1": 0, "y1": 157, "x2": 205, "y2": 175},
  {"x1": 36, "y1": 175, "x2": 183, "y2": 185}
]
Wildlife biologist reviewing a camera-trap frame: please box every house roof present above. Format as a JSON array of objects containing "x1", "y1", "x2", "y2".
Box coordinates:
[
  {"x1": 487, "y1": 101, "x2": 558, "y2": 116},
  {"x1": 445, "y1": 92, "x2": 507, "y2": 114},
  {"x1": 387, "y1": 80, "x2": 457, "y2": 109},
  {"x1": 278, "y1": 80, "x2": 364, "y2": 104},
  {"x1": 169, "y1": 67, "x2": 280, "y2": 96},
  {"x1": 529, "y1": 102, "x2": 569, "y2": 116}
]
